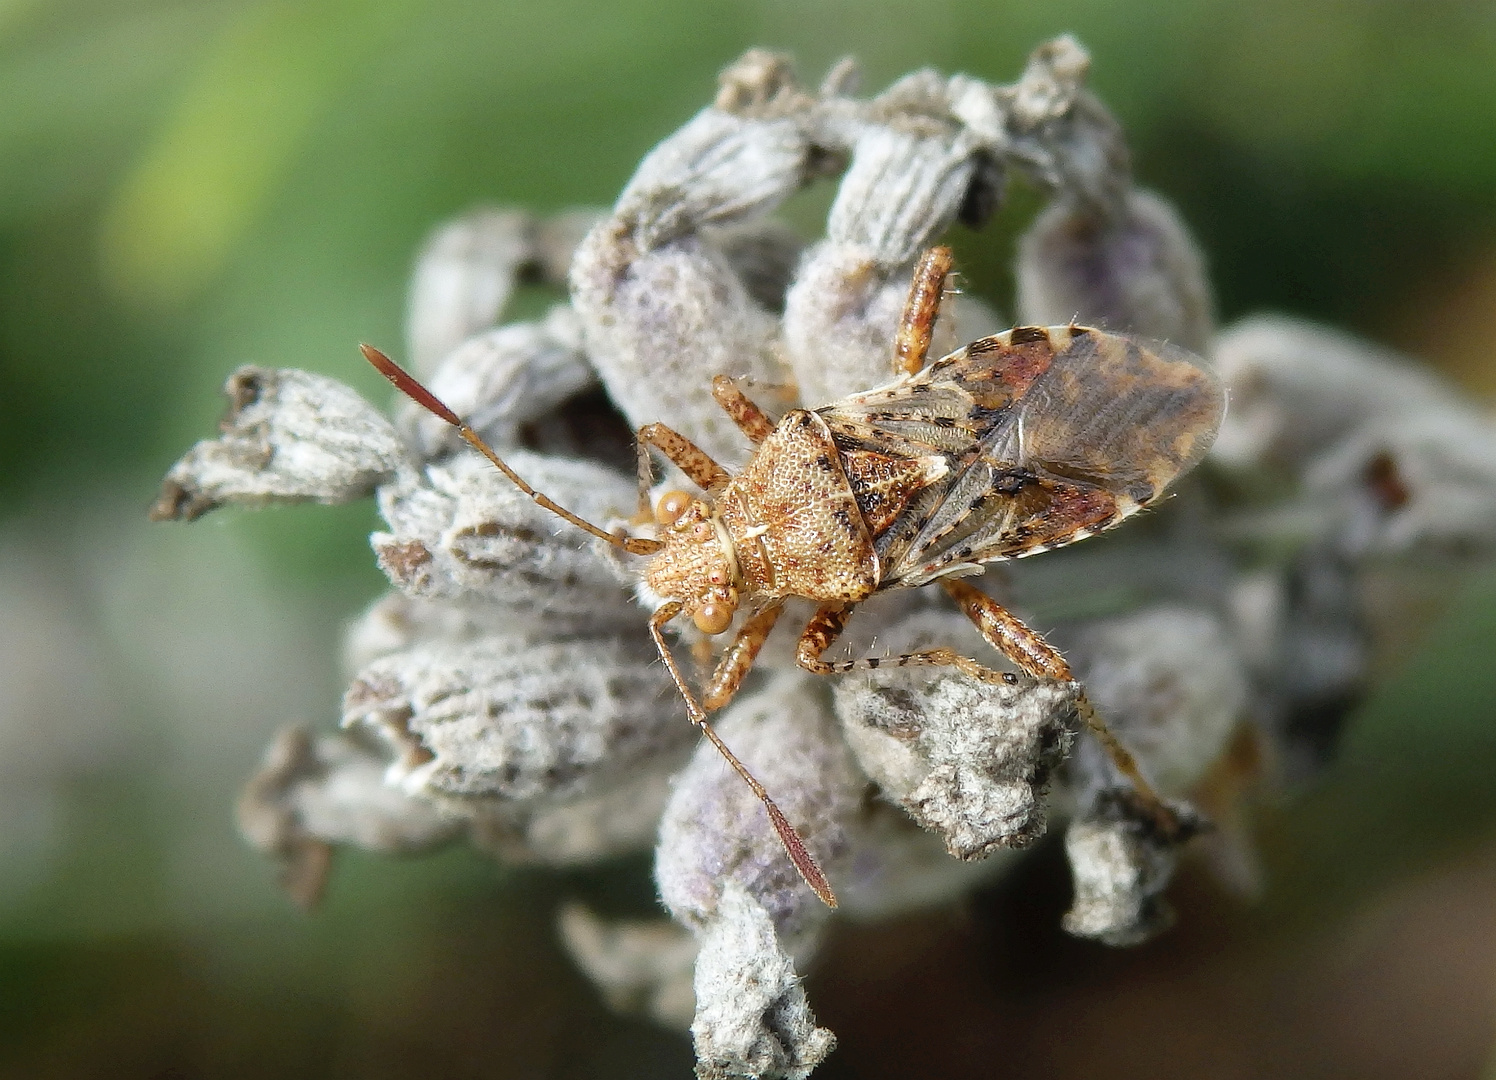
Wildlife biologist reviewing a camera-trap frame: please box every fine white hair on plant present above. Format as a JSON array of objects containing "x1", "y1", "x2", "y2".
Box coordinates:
[{"x1": 151, "y1": 37, "x2": 1496, "y2": 1080}]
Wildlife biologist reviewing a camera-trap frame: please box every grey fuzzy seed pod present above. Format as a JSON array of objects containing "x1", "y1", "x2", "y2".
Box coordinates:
[
  {"x1": 1211, "y1": 314, "x2": 1456, "y2": 474},
  {"x1": 341, "y1": 631, "x2": 684, "y2": 803},
  {"x1": 572, "y1": 222, "x2": 786, "y2": 467},
  {"x1": 341, "y1": 590, "x2": 534, "y2": 678},
  {"x1": 1064, "y1": 606, "x2": 1248, "y2": 798},
  {"x1": 1016, "y1": 189, "x2": 1215, "y2": 355},
  {"x1": 1063, "y1": 788, "x2": 1203, "y2": 946},
  {"x1": 372, "y1": 450, "x2": 640, "y2": 631},
  {"x1": 691, "y1": 880, "x2": 836, "y2": 1080},
  {"x1": 836, "y1": 664, "x2": 1079, "y2": 861},
  {"x1": 480, "y1": 756, "x2": 690, "y2": 865},
  {"x1": 151, "y1": 367, "x2": 412, "y2": 522},
  {"x1": 557, "y1": 903, "x2": 699, "y2": 1029},
  {"x1": 616, "y1": 108, "x2": 812, "y2": 252},
  {"x1": 395, "y1": 303, "x2": 595, "y2": 460},
  {"x1": 1214, "y1": 316, "x2": 1496, "y2": 557},
  {"x1": 823, "y1": 127, "x2": 976, "y2": 269},
  {"x1": 237, "y1": 727, "x2": 461, "y2": 909}
]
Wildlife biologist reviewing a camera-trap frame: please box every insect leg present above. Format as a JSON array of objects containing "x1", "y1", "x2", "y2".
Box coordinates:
[
  {"x1": 637, "y1": 423, "x2": 731, "y2": 492},
  {"x1": 794, "y1": 601, "x2": 1000, "y2": 685},
  {"x1": 649, "y1": 601, "x2": 837, "y2": 908},
  {"x1": 702, "y1": 601, "x2": 785, "y2": 711},
  {"x1": 710, "y1": 375, "x2": 775, "y2": 443},
  {"x1": 892, "y1": 246, "x2": 954, "y2": 377},
  {"x1": 941, "y1": 578, "x2": 1182, "y2": 835}
]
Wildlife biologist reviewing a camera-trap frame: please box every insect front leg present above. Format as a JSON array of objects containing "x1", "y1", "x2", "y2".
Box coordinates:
[
  {"x1": 794, "y1": 601, "x2": 1004, "y2": 685},
  {"x1": 710, "y1": 375, "x2": 775, "y2": 443},
  {"x1": 892, "y1": 246, "x2": 955, "y2": 377},
  {"x1": 635, "y1": 422, "x2": 732, "y2": 516},
  {"x1": 941, "y1": 578, "x2": 1183, "y2": 836},
  {"x1": 702, "y1": 602, "x2": 785, "y2": 711},
  {"x1": 649, "y1": 601, "x2": 837, "y2": 907}
]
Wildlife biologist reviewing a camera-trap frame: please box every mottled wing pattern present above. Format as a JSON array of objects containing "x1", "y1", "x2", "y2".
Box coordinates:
[
  {"x1": 725, "y1": 410, "x2": 880, "y2": 602},
  {"x1": 818, "y1": 325, "x2": 1225, "y2": 588}
]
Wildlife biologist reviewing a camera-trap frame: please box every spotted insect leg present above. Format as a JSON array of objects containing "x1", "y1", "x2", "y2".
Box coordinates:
[
  {"x1": 702, "y1": 602, "x2": 785, "y2": 712},
  {"x1": 941, "y1": 578, "x2": 1185, "y2": 837},
  {"x1": 793, "y1": 601, "x2": 1007, "y2": 686},
  {"x1": 711, "y1": 375, "x2": 776, "y2": 444},
  {"x1": 892, "y1": 246, "x2": 955, "y2": 377},
  {"x1": 635, "y1": 422, "x2": 732, "y2": 516}
]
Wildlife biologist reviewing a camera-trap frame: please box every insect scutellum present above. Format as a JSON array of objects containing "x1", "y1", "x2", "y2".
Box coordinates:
[{"x1": 366, "y1": 244, "x2": 1227, "y2": 910}]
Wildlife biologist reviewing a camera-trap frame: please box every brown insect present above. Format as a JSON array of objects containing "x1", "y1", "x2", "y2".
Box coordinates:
[{"x1": 364, "y1": 246, "x2": 1225, "y2": 908}]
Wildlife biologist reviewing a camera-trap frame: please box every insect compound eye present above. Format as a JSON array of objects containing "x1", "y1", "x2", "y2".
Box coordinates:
[
  {"x1": 692, "y1": 600, "x2": 736, "y2": 635},
  {"x1": 655, "y1": 490, "x2": 694, "y2": 525}
]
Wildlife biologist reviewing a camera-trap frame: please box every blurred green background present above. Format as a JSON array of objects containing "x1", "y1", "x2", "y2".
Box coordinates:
[{"x1": 2, "y1": 1, "x2": 1496, "y2": 1076}]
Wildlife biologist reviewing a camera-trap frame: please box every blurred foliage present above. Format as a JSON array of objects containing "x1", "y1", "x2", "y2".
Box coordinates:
[{"x1": 1, "y1": 1, "x2": 1495, "y2": 1076}]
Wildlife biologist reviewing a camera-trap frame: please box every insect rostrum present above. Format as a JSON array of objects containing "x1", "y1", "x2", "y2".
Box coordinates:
[{"x1": 367, "y1": 245, "x2": 1226, "y2": 908}]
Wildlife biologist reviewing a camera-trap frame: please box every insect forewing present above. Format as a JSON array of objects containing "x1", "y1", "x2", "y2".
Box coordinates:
[{"x1": 819, "y1": 326, "x2": 1225, "y2": 587}]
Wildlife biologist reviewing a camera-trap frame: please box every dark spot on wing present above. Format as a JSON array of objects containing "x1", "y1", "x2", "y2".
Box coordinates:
[{"x1": 1008, "y1": 326, "x2": 1050, "y2": 345}]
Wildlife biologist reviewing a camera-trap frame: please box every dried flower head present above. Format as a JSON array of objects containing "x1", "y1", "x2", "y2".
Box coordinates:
[{"x1": 154, "y1": 37, "x2": 1496, "y2": 1080}]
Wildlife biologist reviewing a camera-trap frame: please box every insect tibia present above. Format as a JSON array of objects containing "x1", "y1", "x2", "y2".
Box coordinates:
[{"x1": 361, "y1": 344, "x2": 662, "y2": 556}]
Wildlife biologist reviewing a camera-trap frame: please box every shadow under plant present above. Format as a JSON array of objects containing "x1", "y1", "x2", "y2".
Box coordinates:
[{"x1": 150, "y1": 38, "x2": 1496, "y2": 1080}]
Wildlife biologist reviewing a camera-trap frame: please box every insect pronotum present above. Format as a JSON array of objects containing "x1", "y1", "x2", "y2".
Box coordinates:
[{"x1": 365, "y1": 245, "x2": 1226, "y2": 908}]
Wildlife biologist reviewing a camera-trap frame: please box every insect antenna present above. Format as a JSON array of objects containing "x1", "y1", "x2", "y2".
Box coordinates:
[
  {"x1": 362, "y1": 344, "x2": 664, "y2": 557},
  {"x1": 647, "y1": 603, "x2": 838, "y2": 908}
]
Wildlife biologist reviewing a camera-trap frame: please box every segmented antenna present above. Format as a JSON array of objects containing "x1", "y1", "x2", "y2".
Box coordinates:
[{"x1": 362, "y1": 344, "x2": 663, "y2": 557}]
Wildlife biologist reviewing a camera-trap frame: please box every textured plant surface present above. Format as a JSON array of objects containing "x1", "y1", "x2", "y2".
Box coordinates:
[{"x1": 153, "y1": 38, "x2": 1496, "y2": 1080}]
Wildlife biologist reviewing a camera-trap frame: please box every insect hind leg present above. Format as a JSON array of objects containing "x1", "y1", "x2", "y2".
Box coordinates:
[
  {"x1": 794, "y1": 601, "x2": 1009, "y2": 687},
  {"x1": 892, "y1": 246, "x2": 955, "y2": 377},
  {"x1": 711, "y1": 375, "x2": 775, "y2": 443},
  {"x1": 941, "y1": 578, "x2": 1186, "y2": 837}
]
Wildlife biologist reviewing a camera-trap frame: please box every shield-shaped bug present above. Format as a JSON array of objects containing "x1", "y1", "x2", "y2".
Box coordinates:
[{"x1": 365, "y1": 245, "x2": 1226, "y2": 907}]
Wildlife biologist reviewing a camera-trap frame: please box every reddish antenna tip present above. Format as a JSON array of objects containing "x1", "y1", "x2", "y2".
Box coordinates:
[
  {"x1": 360, "y1": 343, "x2": 464, "y2": 428},
  {"x1": 359, "y1": 342, "x2": 393, "y2": 373}
]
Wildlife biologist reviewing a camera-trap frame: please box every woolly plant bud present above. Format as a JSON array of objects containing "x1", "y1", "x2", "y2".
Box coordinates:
[
  {"x1": 1062, "y1": 788, "x2": 1204, "y2": 946},
  {"x1": 341, "y1": 631, "x2": 684, "y2": 803},
  {"x1": 395, "y1": 304, "x2": 594, "y2": 460},
  {"x1": 614, "y1": 77, "x2": 812, "y2": 251},
  {"x1": 406, "y1": 208, "x2": 534, "y2": 376},
  {"x1": 557, "y1": 903, "x2": 699, "y2": 1029},
  {"x1": 656, "y1": 672, "x2": 862, "y2": 941},
  {"x1": 835, "y1": 798, "x2": 1022, "y2": 922},
  {"x1": 1214, "y1": 316, "x2": 1496, "y2": 556},
  {"x1": 151, "y1": 366, "x2": 411, "y2": 522},
  {"x1": 1016, "y1": 188, "x2": 1215, "y2": 355},
  {"x1": 1308, "y1": 407, "x2": 1496, "y2": 557},
  {"x1": 690, "y1": 880, "x2": 837, "y2": 1080},
  {"x1": 834, "y1": 612, "x2": 1079, "y2": 861},
  {"x1": 477, "y1": 757, "x2": 689, "y2": 866},
  {"x1": 342, "y1": 590, "x2": 526, "y2": 677},
  {"x1": 783, "y1": 119, "x2": 987, "y2": 405},
  {"x1": 1064, "y1": 606, "x2": 1247, "y2": 797},
  {"x1": 237, "y1": 727, "x2": 460, "y2": 909},
  {"x1": 823, "y1": 126, "x2": 976, "y2": 268},
  {"x1": 953, "y1": 37, "x2": 1128, "y2": 211},
  {"x1": 1212, "y1": 315, "x2": 1450, "y2": 473},
  {"x1": 372, "y1": 449, "x2": 639, "y2": 632},
  {"x1": 572, "y1": 220, "x2": 786, "y2": 466}
]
